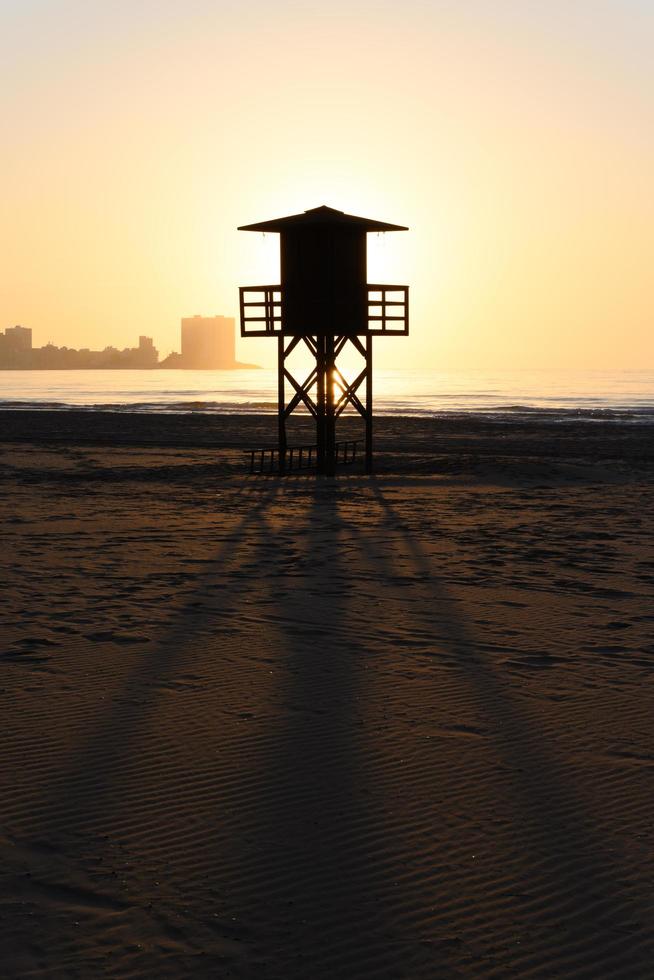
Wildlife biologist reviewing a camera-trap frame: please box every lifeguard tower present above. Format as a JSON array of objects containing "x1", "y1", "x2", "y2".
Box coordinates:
[{"x1": 238, "y1": 205, "x2": 408, "y2": 475}]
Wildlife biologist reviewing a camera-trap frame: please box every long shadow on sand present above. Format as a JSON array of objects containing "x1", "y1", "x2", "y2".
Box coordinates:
[
  {"x1": 219, "y1": 480, "x2": 457, "y2": 978},
  {"x1": 11, "y1": 482, "x2": 282, "y2": 830},
  {"x1": 13, "y1": 474, "x2": 653, "y2": 978},
  {"x1": 14, "y1": 476, "x2": 456, "y2": 977},
  {"x1": 361, "y1": 479, "x2": 653, "y2": 976}
]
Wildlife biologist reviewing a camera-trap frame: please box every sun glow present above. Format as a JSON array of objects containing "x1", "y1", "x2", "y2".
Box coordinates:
[{"x1": 1, "y1": 1, "x2": 652, "y2": 370}]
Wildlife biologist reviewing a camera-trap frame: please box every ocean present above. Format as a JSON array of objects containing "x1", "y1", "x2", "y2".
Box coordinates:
[{"x1": 1, "y1": 368, "x2": 653, "y2": 420}]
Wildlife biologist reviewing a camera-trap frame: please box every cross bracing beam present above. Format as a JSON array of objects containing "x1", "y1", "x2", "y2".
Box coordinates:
[
  {"x1": 284, "y1": 366, "x2": 318, "y2": 418},
  {"x1": 275, "y1": 331, "x2": 374, "y2": 475},
  {"x1": 282, "y1": 335, "x2": 303, "y2": 359},
  {"x1": 334, "y1": 365, "x2": 368, "y2": 419},
  {"x1": 348, "y1": 335, "x2": 367, "y2": 358},
  {"x1": 334, "y1": 336, "x2": 349, "y2": 359}
]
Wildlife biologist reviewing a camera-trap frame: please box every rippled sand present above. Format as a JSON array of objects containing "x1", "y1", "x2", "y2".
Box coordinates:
[{"x1": 1, "y1": 411, "x2": 653, "y2": 977}]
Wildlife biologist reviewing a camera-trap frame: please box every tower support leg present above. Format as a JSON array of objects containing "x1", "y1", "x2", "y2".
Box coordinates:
[
  {"x1": 324, "y1": 334, "x2": 336, "y2": 477},
  {"x1": 316, "y1": 336, "x2": 326, "y2": 474},
  {"x1": 277, "y1": 335, "x2": 287, "y2": 475},
  {"x1": 278, "y1": 332, "x2": 374, "y2": 476},
  {"x1": 365, "y1": 335, "x2": 373, "y2": 474}
]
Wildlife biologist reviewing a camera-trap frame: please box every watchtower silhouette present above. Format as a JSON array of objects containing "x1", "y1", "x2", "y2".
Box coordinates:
[{"x1": 239, "y1": 205, "x2": 409, "y2": 475}]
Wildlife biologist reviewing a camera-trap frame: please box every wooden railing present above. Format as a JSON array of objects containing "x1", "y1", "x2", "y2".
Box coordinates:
[
  {"x1": 246, "y1": 440, "x2": 359, "y2": 474},
  {"x1": 239, "y1": 285, "x2": 408, "y2": 336},
  {"x1": 366, "y1": 284, "x2": 409, "y2": 335},
  {"x1": 239, "y1": 285, "x2": 282, "y2": 336}
]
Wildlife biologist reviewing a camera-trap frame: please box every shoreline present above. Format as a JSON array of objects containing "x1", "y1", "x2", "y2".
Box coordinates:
[
  {"x1": 1, "y1": 407, "x2": 652, "y2": 477},
  {"x1": 2, "y1": 403, "x2": 654, "y2": 416}
]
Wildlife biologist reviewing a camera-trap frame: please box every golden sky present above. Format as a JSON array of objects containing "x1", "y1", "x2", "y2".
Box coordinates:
[{"x1": 1, "y1": 1, "x2": 652, "y2": 369}]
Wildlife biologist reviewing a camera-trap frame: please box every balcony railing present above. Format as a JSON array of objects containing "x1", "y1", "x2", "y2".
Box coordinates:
[
  {"x1": 239, "y1": 284, "x2": 408, "y2": 336},
  {"x1": 239, "y1": 286, "x2": 283, "y2": 336},
  {"x1": 366, "y1": 284, "x2": 409, "y2": 335}
]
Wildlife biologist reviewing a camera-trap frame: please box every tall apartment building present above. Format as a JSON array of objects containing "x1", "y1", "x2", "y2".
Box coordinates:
[
  {"x1": 2, "y1": 325, "x2": 32, "y2": 352},
  {"x1": 181, "y1": 315, "x2": 236, "y2": 368}
]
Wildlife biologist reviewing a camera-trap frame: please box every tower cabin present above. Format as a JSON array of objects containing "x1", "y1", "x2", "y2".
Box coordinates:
[{"x1": 238, "y1": 204, "x2": 409, "y2": 474}]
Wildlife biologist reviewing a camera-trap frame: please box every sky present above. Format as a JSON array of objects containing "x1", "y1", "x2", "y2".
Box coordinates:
[{"x1": 1, "y1": 0, "x2": 652, "y2": 370}]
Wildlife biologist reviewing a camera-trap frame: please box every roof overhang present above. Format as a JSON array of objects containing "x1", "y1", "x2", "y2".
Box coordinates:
[{"x1": 238, "y1": 204, "x2": 408, "y2": 233}]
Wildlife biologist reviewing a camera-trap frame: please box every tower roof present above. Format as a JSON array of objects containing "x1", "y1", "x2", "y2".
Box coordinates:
[{"x1": 238, "y1": 204, "x2": 408, "y2": 233}]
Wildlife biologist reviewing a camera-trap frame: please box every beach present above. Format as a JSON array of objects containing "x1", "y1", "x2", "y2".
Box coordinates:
[{"x1": 1, "y1": 410, "x2": 653, "y2": 977}]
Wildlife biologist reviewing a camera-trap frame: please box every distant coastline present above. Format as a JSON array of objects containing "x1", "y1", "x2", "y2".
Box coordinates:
[
  {"x1": 0, "y1": 317, "x2": 259, "y2": 371},
  {"x1": 0, "y1": 363, "x2": 261, "y2": 371}
]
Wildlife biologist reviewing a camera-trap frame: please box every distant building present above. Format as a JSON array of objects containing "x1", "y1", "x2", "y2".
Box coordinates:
[
  {"x1": 181, "y1": 315, "x2": 236, "y2": 368},
  {"x1": 3, "y1": 325, "x2": 32, "y2": 352},
  {"x1": 0, "y1": 325, "x2": 33, "y2": 366},
  {"x1": 0, "y1": 327, "x2": 159, "y2": 369},
  {"x1": 133, "y1": 335, "x2": 159, "y2": 367},
  {"x1": 0, "y1": 318, "x2": 258, "y2": 370}
]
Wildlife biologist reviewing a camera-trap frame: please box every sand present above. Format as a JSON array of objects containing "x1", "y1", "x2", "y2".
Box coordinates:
[{"x1": 1, "y1": 410, "x2": 653, "y2": 978}]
